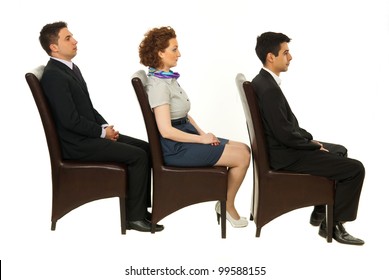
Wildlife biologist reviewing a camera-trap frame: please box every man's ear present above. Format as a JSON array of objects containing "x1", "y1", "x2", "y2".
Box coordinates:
[
  {"x1": 266, "y1": 52, "x2": 274, "y2": 64},
  {"x1": 49, "y1": 43, "x2": 58, "y2": 54}
]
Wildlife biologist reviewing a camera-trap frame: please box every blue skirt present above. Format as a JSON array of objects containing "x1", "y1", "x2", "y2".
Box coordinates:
[{"x1": 160, "y1": 122, "x2": 228, "y2": 167}]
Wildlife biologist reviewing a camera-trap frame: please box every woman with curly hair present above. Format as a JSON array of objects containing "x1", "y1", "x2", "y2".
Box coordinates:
[{"x1": 138, "y1": 26, "x2": 251, "y2": 228}]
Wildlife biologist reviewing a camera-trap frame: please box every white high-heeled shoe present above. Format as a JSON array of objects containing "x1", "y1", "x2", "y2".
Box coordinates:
[{"x1": 215, "y1": 201, "x2": 248, "y2": 228}]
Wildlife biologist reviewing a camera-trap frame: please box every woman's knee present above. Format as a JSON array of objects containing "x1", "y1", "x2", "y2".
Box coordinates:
[
  {"x1": 243, "y1": 145, "x2": 251, "y2": 167},
  {"x1": 234, "y1": 144, "x2": 251, "y2": 168}
]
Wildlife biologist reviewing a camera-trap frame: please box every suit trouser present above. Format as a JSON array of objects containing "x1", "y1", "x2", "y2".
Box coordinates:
[
  {"x1": 283, "y1": 142, "x2": 365, "y2": 222},
  {"x1": 81, "y1": 134, "x2": 151, "y2": 221}
]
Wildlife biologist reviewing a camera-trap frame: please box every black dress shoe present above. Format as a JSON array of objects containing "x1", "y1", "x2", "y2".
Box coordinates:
[
  {"x1": 310, "y1": 205, "x2": 326, "y2": 226},
  {"x1": 319, "y1": 220, "x2": 364, "y2": 245},
  {"x1": 126, "y1": 219, "x2": 164, "y2": 232}
]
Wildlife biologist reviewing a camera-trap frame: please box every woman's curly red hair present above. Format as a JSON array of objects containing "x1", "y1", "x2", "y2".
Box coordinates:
[{"x1": 139, "y1": 26, "x2": 176, "y2": 69}]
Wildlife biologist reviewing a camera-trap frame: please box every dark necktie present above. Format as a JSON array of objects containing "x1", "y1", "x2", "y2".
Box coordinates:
[{"x1": 72, "y1": 64, "x2": 83, "y2": 82}]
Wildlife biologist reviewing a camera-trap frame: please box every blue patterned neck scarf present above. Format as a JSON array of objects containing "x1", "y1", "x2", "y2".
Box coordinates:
[{"x1": 148, "y1": 67, "x2": 180, "y2": 79}]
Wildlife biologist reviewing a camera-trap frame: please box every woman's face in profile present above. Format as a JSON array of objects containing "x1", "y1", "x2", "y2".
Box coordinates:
[{"x1": 159, "y1": 38, "x2": 181, "y2": 71}]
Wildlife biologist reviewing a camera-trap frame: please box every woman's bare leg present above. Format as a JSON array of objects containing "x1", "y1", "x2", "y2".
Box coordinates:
[{"x1": 215, "y1": 140, "x2": 250, "y2": 219}]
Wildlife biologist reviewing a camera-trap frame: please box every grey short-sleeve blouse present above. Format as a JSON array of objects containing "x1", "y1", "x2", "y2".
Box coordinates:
[{"x1": 146, "y1": 76, "x2": 191, "y2": 120}]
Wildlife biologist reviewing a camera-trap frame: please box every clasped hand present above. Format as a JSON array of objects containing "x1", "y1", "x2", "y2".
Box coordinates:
[
  {"x1": 105, "y1": 125, "x2": 119, "y2": 141},
  {"x1": 311, "y1": 140, "x2": 329, "y2": 152},
  {"x1": 201, "y1": 132, "x2": 220, "y2": 146}
]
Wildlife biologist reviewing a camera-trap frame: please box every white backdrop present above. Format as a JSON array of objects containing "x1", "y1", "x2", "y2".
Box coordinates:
[{"x1": 1, "y1": 0, "x2": 388, "y2": 279}]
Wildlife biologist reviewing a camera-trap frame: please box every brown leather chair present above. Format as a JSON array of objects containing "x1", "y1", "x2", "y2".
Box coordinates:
[
  {"x1": 131, "y1": 70, "x2": 228, "y2": 238},
  {"x1": 26, "y1": 66, "x2": 127, "y2": 234},
  {"x1": 235, "y1": 73, "x2": 334, "y2": 242}
]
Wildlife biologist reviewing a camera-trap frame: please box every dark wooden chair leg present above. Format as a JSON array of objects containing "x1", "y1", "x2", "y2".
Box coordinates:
[
  {"x1": 120, "y1": 197, "x2": 126, "y2": 235},
  {"x1": 221, "y1": 201, "x2": 226, "y2": 239},
  {"x1": 256, "y1": 227, "x2": 261, "y2": 238},
  {"x1": 327, "y1": 204, "x2": 333, "y2": 243}
]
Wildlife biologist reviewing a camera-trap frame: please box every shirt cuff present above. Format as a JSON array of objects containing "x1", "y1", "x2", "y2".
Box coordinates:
[{"x1": 100, "y1": 124, "x2": 109, "y2": 138}]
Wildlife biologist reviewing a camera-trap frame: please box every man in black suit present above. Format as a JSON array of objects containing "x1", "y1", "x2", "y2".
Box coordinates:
[
  {"x1": 251, "y1": 32, "x2": 364, "y2": 245},
  {"x1": 39, "y1": 21, "x2": 163, "y2": 232}
]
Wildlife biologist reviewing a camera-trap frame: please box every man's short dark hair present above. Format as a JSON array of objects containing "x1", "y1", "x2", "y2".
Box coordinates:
[
  {"x1": 39, "y1": 21, "x2": 68, "y2": 56},
  {"x1": 255, "y1": 32, "x2": 291, "y2": 65}
]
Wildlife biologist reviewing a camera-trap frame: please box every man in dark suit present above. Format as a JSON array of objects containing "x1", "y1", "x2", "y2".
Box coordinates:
[
  {"x1": 251, "y1": 32, "x2": 364, "y2": 245},
  {"x1": 39, "y1": 21, "x2": 163, "y2": 232}
]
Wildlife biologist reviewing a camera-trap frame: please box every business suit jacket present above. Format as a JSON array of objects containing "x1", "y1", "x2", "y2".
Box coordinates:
[
  {"x1": 251, "y1": 69, "x2": 321, "y2": 170},
  {"x1": 41, "y1": 59, "x2": 111, "y2": 159}
]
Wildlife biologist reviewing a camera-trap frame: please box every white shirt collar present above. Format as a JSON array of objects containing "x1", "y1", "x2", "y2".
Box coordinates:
[
  {"x1": 263, "y1": 67, "x2": 282, "y2": 86},
  {"x1": 51, "y1": 57, "x2": 73, "y2": 70}
]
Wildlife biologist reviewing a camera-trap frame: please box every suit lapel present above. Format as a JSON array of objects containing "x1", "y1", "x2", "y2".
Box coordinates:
[{"x1": 49, "y1": 59, "x2": 89, "y2": 92}]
